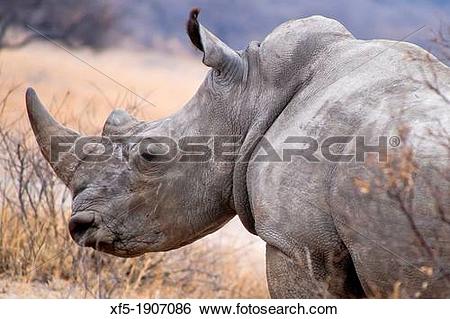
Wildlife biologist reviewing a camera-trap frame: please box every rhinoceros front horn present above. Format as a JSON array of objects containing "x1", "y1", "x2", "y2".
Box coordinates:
[{"x1": 26, "y1": 88, "x2": 81, "y2": 186}]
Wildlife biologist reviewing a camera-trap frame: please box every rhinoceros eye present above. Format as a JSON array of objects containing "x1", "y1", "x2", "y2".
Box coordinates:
[
  {"x1": 140, "y1": 144, "x2": 171, "y2": 162},
  {"x1": 130, "y1": 138, "x2": 176, "y2": 170},
  {"x1": 134, "y1": 141, "x2": 173, "y2": 165},
  {"x1": 140, "y1": 142, "x2": 167, "y2": 161},
  {"x1": 140, "y1": 151, "x2": 154, "y2": 162}
]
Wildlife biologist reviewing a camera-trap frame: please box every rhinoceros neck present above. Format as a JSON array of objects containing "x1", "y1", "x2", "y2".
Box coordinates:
[
  {"x1": 157, "y1": 91, "x2": 289, "y2": 234},
  {"x1": 173, "y1": 84, "x2": 308, "y2": 234}
]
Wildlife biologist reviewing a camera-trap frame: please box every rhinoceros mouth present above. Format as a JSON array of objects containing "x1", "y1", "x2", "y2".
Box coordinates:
[
  {"x1": 82, "y1": 235, "x2": 115, "y2": 252},
  {"x1": 72, "y1": 224, "x2": 118, "y2": 255}
]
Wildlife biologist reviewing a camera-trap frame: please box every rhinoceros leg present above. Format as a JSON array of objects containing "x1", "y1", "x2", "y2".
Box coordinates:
[
  {"x1": 266, "y1": 244, "x2": 325, "y2": 298},
  {"x1": 249, "y1": 159, "x2": 366, "y2": 298},
  {"x1": 266, "y1": 244, "x2": 364, "y2": 298}
]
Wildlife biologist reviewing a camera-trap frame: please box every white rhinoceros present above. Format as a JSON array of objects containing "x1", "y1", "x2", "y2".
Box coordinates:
[{"x1": 26, "y1": 9, "x2": 450, "y2": 298}]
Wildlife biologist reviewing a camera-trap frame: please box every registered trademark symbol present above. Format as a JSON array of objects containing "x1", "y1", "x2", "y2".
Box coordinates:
[{"x1": 389, "y1": 136, "x2": 401, "y2": 147}]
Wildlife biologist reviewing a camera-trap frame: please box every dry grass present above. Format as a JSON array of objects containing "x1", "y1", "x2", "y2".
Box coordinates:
[{"x1": 0, "y1": 43, "x2": 268, "y2": 298}]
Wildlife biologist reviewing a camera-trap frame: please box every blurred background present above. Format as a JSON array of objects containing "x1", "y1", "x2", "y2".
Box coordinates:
[{"x1": 0, "y1": 0, "x2": 449, "y2": 298}]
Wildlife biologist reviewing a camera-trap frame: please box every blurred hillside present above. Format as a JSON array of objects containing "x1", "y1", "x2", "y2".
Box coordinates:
[{"x1": 2, "y1": 0, "x2": 449, "y2": 58}]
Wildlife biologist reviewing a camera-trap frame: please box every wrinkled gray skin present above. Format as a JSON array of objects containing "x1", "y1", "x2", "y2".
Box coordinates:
[{"x1": 26, "y1": 11, "x2": 450, "y2": 298}]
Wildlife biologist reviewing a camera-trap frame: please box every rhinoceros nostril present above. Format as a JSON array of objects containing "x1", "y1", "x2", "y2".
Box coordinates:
[{"x1": 69, "y1": 212, "x2": 95, "y2": 242}]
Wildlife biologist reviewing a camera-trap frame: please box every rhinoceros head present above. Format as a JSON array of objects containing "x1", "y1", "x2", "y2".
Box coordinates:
[{"x1": 25, "y1": 9, "x2": 249, "y2": 257}]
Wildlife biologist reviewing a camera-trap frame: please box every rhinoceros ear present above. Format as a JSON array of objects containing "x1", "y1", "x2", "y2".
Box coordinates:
[
  {"x1": 102, "y1": 109, "x2": 138, "y2": 136},
  {"x1": 187, "y1": 8, "x2": 242, "y2": 75}
]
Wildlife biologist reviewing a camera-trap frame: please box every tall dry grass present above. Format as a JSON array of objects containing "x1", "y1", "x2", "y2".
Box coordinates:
[{"x1": 0, "y1": 44, "x2": 267, "y2": 298}]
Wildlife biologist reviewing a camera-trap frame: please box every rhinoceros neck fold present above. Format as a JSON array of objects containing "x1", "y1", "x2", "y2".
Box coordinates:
[{"x1": 232, "y1": 87, "x2": 307, "y2": 234}]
